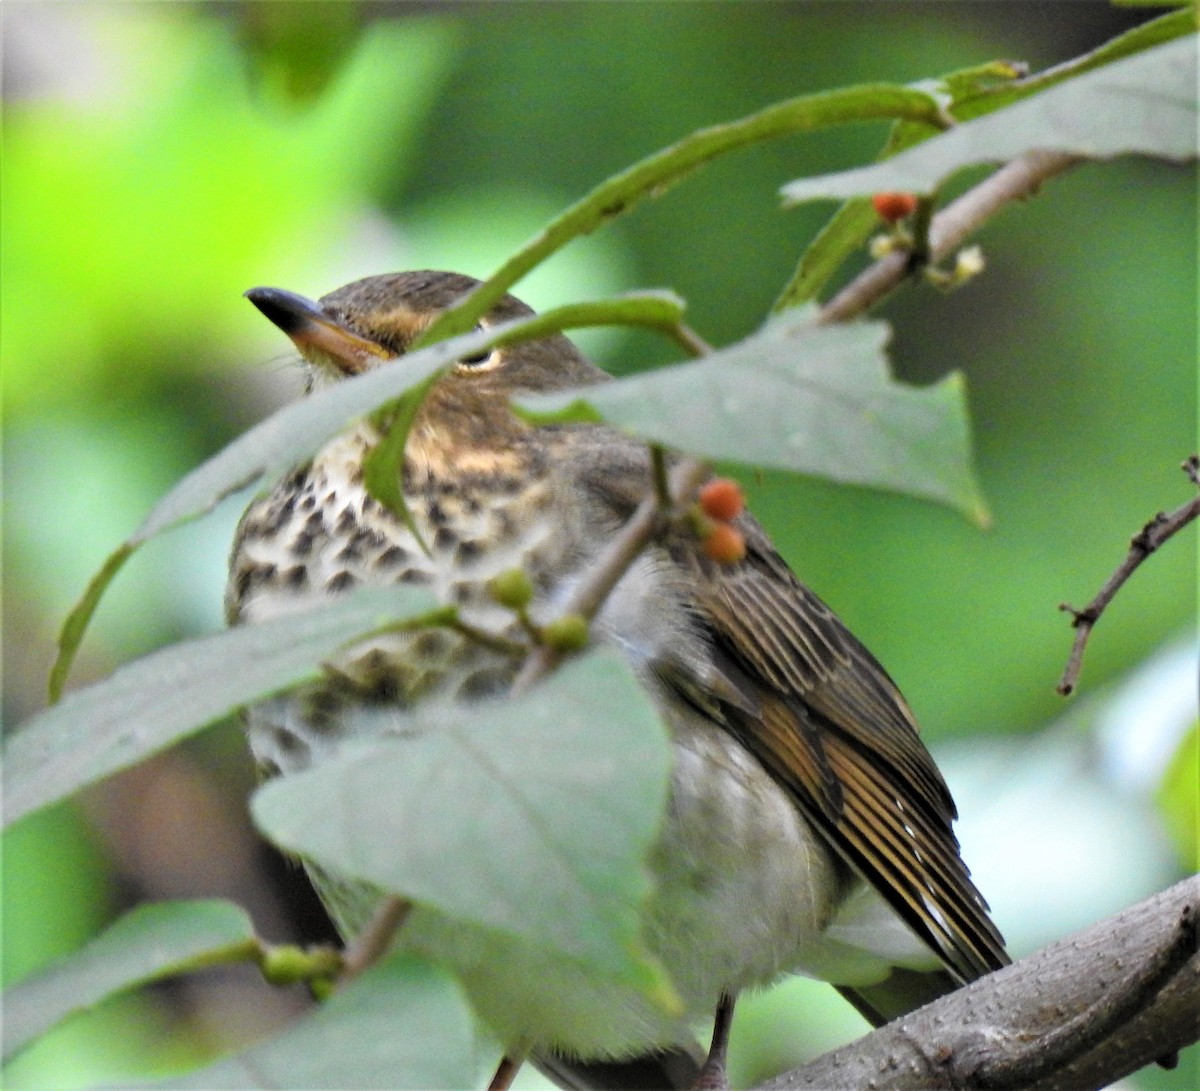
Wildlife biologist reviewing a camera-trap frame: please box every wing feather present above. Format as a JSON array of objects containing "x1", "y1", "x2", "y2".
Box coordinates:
[{"x1": 668, "y1": 514, "x2": 1008, "y2": 982}]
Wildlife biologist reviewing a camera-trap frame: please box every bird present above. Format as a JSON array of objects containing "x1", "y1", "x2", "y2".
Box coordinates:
[{"x1": 228, "y1": 270, "x2": 1009, "y2": 1090}]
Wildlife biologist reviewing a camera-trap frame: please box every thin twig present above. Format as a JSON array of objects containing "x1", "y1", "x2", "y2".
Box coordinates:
[
  {"x1": 448, "y1": 617, "x2": 530, "y2": 658},
  {"x1": 511, "y1": 457, "x2": 712, "y2": 695},
  {"x1": 670, "y1": 321, "x2": 715, "y2": 357},
  {"x1": 338, "y1": 895, "x2": 412, "y2": 984},
  {"x1": 1057, "y1": 455, "x2": 1200, "y2": 696},
  {"x1": 650, "y1": 444, "x2": 673, "y2": 508},
  {"x1": 816, "y1": 149, "x2": 1085, "y2": 326}
]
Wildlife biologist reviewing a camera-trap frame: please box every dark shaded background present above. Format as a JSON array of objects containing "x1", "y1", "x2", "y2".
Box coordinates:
[{"x1": 3, "y1": 3, "x2": 1195, "y2": 1087}]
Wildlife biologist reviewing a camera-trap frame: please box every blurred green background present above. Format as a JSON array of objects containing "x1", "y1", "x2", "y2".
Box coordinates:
[{"x1": 2, "y1": 2, "x2": 1195, "y2": 1088}]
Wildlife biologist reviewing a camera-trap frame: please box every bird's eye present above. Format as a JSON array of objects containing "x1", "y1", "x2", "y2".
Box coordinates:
[
  {"x1": 456, "y1": 325, "x2": 500, "y2": 370},
  {"x1": 458, "y1": 348, "x2": 495, "y2": 367}
]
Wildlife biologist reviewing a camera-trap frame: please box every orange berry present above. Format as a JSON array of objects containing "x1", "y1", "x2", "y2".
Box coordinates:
[
  {"x1": 872, "y1": 191, "x2": 918, "y2": 223},
  {"x1": 698, "y1": 478, "x2": 745, "y2": 523},
  {"x1": 704, "y1": 522, "x2": 746, "y2": 565}
]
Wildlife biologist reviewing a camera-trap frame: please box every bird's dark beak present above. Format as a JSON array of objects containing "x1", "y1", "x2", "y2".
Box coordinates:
[{"x1": 245, "y1": 287, "x2": 393, "y2": 375}]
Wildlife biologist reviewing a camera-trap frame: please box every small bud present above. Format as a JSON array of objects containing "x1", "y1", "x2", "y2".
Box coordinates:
[
  {"x1": 868, "y1": 233, "x2": 898, "y2": 260},
  {"x1": 954, "y1": 244, "x2": 985, "y2": 279},
  {"x1": 488, "y1": 567, "x2": 535, "y2": 611},
  {"x1": 925, "y1": 245, "x2": 987, "y2": 292},
  {"x1": 542, "y1": 613, "x2": 590, "y2": 652},
  {"x1": 698, "y1": 478, "x2": 745, "y2": 523},
  {"x1": 872, "y1": 191, "x2": 918, "y2": 223},
  {"x1": 703, "y1": 523, "x2": 746, "y2": 565}
]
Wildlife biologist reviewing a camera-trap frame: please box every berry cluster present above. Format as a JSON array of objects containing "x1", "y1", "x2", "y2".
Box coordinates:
[{"x1": 697, "y1": 478, "x2": 746, "y2": 564}]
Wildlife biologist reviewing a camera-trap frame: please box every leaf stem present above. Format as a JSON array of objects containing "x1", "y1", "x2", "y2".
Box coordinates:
[
  {"x1": 338, "y1": 895, "x2": 412, "y2": 984},
  {"x1": 512, "y1": 456, "x2": 711, "y2": 696},
  {"x1": 417, "y1": 85, "x2": 951, "y2": 346},
  {"x1": 668, "y1": 321, "x2": 715, "y2": 358},
  {"x1": 650, "y1": 445, "x2": 672, "y2": 509},
  {"x1": 448, "y1": 617, "x2": 530, "y2": 659}
]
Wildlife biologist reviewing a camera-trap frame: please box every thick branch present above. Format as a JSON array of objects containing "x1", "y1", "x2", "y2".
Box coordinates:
[
  {"x1": 816, "y1": 149, "x2": 1084, "y2": 325},
  {"x1": 760, "y1": 876, "x2": 1200, "y2": 1091}
]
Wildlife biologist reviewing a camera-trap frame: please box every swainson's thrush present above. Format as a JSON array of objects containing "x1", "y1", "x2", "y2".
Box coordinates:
[{"x1": 228, "y1": 271, "x2": 1008, "y2": 1090}]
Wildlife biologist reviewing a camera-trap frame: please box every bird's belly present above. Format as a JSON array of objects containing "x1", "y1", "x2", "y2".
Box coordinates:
[{"x1": 643, "y1": 720, "x2": 847, "y2": 1006}]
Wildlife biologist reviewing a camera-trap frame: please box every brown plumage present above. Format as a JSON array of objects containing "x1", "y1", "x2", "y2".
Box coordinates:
[{"x1": 231, "y1": 270, "x2": 1008, "y2": 1090}]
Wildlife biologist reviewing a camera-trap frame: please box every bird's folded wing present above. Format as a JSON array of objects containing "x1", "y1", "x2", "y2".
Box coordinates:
[{"x1": 671, "y1": 516, "x2": 1009, "y2": 984}]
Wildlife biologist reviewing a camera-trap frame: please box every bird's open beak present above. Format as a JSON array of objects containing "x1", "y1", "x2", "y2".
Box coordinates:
[{"x1": 245, "y1": 287, "x2": 394, "y2": 375}]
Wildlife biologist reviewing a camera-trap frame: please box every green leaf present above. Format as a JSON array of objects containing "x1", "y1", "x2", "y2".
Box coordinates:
[
  {"x1": 3, "y1": 901, "x2": 256, "y2": 1063},
  {"x1": 775, "y1": 12, "x2": 1195, "y2": 310},
  {"x1": 417, "y1": 83, "x2": 950, "y2": 344},
  {"x1": 781, "y1": 36, "x2": 1198, "y2": 204},
  {"x1": 50, "y1": 293, "x2": 689, "y2": 698},
  {"x1": 252, "y1": 650, "x2": 673, "y2": 984},
  {"x1": 772, "y1": 196, "x2": 883, "y2": 311},
  {"x1": 514, "y1": 397, "x2": 605, "y2": 427},
  {"x1": 154, "y1": 952, "x2": 475, "y2": 1090},
  {"x1": 133, "y1": 333, "x2": 491, "y2": 547},
  {"x1": 46, "y1": 330, "x2": 473, "y2": 705},
  {"x1": 522, "y1": 317, "x2": 988, "y2": 523},
  {"x1": 6, "y1": 586, "x2": 437, "y2": 829},
  {"x1": 776, "y1": 54, "x2": 1037, "y2": 311},
  {"x1": 1110, "y1": 0, "x2": 1191, "y2": 9},
  {"x1": 362, "y1": 370, "x2": 443, "y2": 556},
  {"x1": 935, "y1": 59, "x2": 1032, "y2": 103},
  {"x1": 47, "y1": 542, "x2": 135, "y2": 703},
  {"x1": 1156, "y1": 721, "x2": 1199, "y2": 868},
  {"x1": 948, "y1": 9, "x2": 1196, "y2": 121},
  {"x1": 489, "y1": 290, "x2": 687, "y2": 347}
]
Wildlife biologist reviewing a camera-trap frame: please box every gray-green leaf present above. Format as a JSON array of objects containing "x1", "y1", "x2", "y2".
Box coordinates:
[
  {"x1": 781, "y1": 36, "x2": 1198, "y2": 204},
  {"x1": 522, "y1": 317, "x2": 987, "y2": 524},
  {"x1": 6, "y1": 586, "x2": 436, "y2": 828},
  {"x1": 252, "y1": 650, "x2": 672, "y2": 985},
  {"x1": 3, "y1": 900, "x2": 256, "y2": 1064},
  {"x1": 152, "y1": 952, "x2": 474, "y2": 1090}
]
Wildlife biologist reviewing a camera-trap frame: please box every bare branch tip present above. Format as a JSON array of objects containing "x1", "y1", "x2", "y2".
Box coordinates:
[{"x1": 1059, "y1": 602, "x2": 1094, "y2": 627}]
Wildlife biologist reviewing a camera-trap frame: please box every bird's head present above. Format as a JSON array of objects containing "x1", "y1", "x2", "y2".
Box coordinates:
[{"x1": 245, "y1": 270, "x2": 605, "y2": 397}]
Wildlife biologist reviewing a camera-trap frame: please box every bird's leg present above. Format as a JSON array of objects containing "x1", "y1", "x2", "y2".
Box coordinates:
[
  {"x1": 692, "y1": 992, "x2": 736, "y2": 1090},
  {"x1": 486, "y1": 1044, "x2": 529, "y2": 1091}
]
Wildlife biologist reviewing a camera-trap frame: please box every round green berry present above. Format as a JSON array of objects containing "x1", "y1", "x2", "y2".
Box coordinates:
[
  {"x1": 488, "y1": 567, "x2": 535, "y2": 610},
  {"x1": 542, "y1": 613, "x2": 590, "y2": 652}
]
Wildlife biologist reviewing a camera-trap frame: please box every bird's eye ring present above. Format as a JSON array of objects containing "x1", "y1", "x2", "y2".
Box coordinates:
[
  {"x1": 456, "y1": 325, "x2": 500, "y2": 370},
  {"x1": 459, "y1": 347, "x2": 495, "y2": 366}
]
